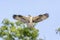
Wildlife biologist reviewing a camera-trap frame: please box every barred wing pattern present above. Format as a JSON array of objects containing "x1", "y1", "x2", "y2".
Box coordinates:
[
  {"x1": 13, "y1": 15, "x2": 29, "y2": 23},
  {"x1": 32, "y1": 13, "x2": 49, "y2": 23},
  {"x1": 13, "y1": 13, "x2": 49, "y2": 27}
]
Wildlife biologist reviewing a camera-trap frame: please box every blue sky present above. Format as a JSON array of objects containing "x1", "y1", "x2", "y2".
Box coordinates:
[{"x1": 0, "y1": 0, "x2": 60, "y2": 40}]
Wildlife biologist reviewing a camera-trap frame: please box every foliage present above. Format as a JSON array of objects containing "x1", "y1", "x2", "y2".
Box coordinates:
[
  {"x1": 0, "y1": 19, "x2": 39, "y2": 40},
  {"x1": 56, "y1": 27, "x2": 60, "y2": 34}
]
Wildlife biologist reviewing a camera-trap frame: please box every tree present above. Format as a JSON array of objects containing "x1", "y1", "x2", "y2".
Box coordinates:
[
  {"x1": 56, "y1": 27, "x2": 60, "y2": 34},
  {"x1": 0, "y1": 19, "x2": 41, "y2": 40}
]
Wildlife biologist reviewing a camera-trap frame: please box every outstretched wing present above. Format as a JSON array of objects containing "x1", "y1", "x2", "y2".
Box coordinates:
[
  {"x1": 32, "y1": 13, "x2": 49, "y2": 23},
  {"x1": 13, "y1": 15, "x2": 29, "y2": 23}
]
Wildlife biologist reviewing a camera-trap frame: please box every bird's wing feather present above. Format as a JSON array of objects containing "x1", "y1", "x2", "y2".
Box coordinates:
[
  {"x1": 13, "y1": 15, "x2": 29, "y2": 23},
  {"x1": 32, "y1": 13, "x2": 49, "y2": 23}
]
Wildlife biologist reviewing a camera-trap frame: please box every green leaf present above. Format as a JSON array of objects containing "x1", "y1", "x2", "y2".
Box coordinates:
[
  {"x1": 10, "y1": 26, "x2": 16, "y2": 32},
  {"x1": 10, "y1": 22, "x2": 14, "y2": 26},
  {"x1": 15, "y1": 21, "x2": 23, "y2": 26},
  {"x1": 1, "y1": 26, "x2": 8, "y2": 30},
  {"x1": 0, "y1": 19, "x2": 39, "y2": 40},
  {"x1": 57, "y1": 28, "x2": 60, "y2": 31},
  {"x1": 2, "y1": 19, "x2": 10, "y2": 25}
]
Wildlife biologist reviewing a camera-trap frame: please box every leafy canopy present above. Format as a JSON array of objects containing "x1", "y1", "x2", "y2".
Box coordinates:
[{"x1": 0, "y1": 19, "x2": 39, "y2": 40}]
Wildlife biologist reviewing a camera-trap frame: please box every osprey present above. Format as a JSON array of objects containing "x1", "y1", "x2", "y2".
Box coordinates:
[{"x1": 13, "y1": 13, "x2": 49, "y2": 27}]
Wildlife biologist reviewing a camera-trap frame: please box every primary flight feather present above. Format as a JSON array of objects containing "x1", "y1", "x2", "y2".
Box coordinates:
[{"x1": 13, "y1": 13, "x2": 49, "y2": 27}]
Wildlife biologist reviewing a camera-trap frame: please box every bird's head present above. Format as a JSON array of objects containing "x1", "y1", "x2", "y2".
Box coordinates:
[{"x1": 28, "y1": 15, "x2": 31, "y2": 17}]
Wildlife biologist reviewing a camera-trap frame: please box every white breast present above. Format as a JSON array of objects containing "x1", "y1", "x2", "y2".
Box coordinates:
[
  {"x1": 29, "y1": 16, "x2": 32, "y2": 23},
  {"x1": 27, "y1": 16, "x2": 34, "y2": 27}
]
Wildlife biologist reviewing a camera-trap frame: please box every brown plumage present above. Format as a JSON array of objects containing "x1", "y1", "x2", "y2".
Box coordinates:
[{"x1": 13, "y1": 13, "x2": 49, "y2": 27}]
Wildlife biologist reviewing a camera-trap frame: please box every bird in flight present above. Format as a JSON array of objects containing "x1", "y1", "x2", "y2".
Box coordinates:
[{"x1": 13, "y1": 13, "x2": 49, "y2": 27}]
